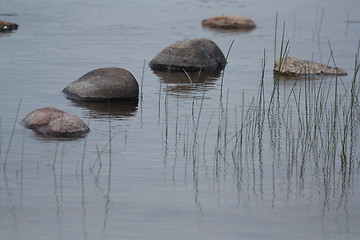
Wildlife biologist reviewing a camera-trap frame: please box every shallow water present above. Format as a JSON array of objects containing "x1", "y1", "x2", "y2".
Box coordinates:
[{"x1": 1, "y1": 0, "x2": 360, "y2": 239}]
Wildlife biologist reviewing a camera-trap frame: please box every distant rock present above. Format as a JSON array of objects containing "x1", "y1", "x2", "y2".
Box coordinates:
[
  {"x1": 202, "y1": 15, "x2": 256, "y2": 30},
  {"x1": 63, "y1": 67, "x2": 139, "y2": 102},
  {"x1": 274, "y1": 57, "x2": 347, "y2": 76},
  {"x1": 0, "y1": 20, "x2": 18, "y2": 32},
  {"x1": 149, "y1": 38, "x2": 226, "y2": 71},
  {"x1": 21, "y1": 107, "x2": 90, "y2": 138}
]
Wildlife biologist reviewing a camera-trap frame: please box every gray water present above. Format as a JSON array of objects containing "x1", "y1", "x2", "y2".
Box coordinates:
[{"x1": 1, "y1": 0, "x2": 360, "y2": 239}]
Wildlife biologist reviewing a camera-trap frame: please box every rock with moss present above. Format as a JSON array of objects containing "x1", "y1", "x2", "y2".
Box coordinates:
[
  {"x1": 274, "y1": 57, "x2": 347, "y2": 76},
  {"x1": 202, "y1": 15, "x2": 256, "y2": 30},
  {"x1": 63, "y1": 67, "x2": 139, "y2": 102},
  {"x1": 21, "y1": 107, "x2": 90, "y2": 138},
  {"x1": 0, "y1": 20, "x2": 18, "y2": 32},
  {"x1": 149, "y1": 38, "x2": 226, "y2": 71}
]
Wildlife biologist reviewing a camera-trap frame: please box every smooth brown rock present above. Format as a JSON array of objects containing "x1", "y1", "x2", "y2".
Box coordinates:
[
  {"x1": 63, "y1": 67, "x2": 139, "y2": 102},
  {"x1": 149, "y1": 38, "x2": 226, "y2": 71},
  {"x1": 274, "y1": 57, "x2": 347, "y2": 76},
  {"x1": 202, "y1": 15, "x2": 256, "y2": 30},
  {"x1": 0, "y1": 20, "x2": 18, "y2": 32},
  {"x1": 21, "y1": 107, "x2": 90, "y2": 138}
]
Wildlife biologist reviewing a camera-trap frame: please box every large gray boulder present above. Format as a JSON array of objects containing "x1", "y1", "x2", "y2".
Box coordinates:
[
  {"x1": 149, "y1": 38, "x2": 226, "y2": 71},
  {"x1": 21, "y1": 107, "x2": 90, "y2": 138},
  {"x1": 274, "y1": 57, "x2": 347, "y2": 76},
  {"x1": 0, "y1": 20, "x2": 18, "y2": 32},
  {"x1": 202, "y1": 15, "x2": 256, "y2": 30},
  {"x1": 63, "y1": 67, "x2": 139, "y2": 102}
]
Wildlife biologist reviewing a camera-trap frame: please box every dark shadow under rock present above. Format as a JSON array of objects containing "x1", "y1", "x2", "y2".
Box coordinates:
[
  {"x1": 69, "y1": 99, "x2": 138, "y2": 120},
  {"x1": 153, "y1": 68, "x2": 222, "y2": 84},
  {"x1": 202, "y1": 26, "x2": 255, "y2": 35},
  {"x1": 152, "y1": 68, "x2": 222, "y2": 97}
]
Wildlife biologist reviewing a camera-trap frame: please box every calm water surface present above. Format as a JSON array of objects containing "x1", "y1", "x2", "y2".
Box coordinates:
[{"x1": 1, "y1": 0, "x2": 360, "y2": 239}]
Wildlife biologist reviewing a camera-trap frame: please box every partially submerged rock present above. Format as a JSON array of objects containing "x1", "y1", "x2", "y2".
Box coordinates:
[
  {"x1": 202, "y1": 15, "x2": 256, "y2": 30},
  {"x1": 149, "y1": 38, "x2": 226, "y2": 71},
  {"x1": 0, "y1": 20, "x2": 18, "y2": 32},
  {"x1": 21, "y1": 107, "x2": 90, "y2": 138},
  {"x1": 274, "y1": 57, "x2": 347, "y2": 76},
  {"x1": 63, "y1": 67, "x2": 139, "y2": 102}
]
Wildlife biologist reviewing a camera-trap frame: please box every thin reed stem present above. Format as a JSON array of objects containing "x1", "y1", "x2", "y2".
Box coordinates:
[
  {"x1": 140, "y1": 59, "x2": 146, "y2": 101},
  {"x1": 4, "y1": 98, "x2": 22, "y2": 169},
  {"x1": 220, "y1": 39, "x2": 235, "y2": 101}
]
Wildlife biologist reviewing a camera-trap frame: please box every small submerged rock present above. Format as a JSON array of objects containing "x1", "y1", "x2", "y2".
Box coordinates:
[
  {"x1": 202, "y1": 15, "x2": 256, "y2": 30},
  {"x1": 21, "y1": 107, "x2": 90, "y2": 138},
  {"x1": 274, "y1": 57, "x2": 347, "y2": 76},
  {"x1": 149, "y1": 38, "x2": 226, "y2": 71},
  {"x1": 63, "y1": 67, "x2": 139, "y2": 102},
  {"x1": 0, "y1": 20, "x2": 18, "y2": 32}
]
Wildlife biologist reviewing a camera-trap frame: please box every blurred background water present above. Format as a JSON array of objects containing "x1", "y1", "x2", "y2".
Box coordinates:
[{"x1": 1, "y1": 0, "x2": 360, "y2": 239}]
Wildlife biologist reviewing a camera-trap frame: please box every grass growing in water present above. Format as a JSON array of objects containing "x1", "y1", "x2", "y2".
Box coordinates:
[{"x1": 155, "y1": 30, "x2": 360, "y2": 209}]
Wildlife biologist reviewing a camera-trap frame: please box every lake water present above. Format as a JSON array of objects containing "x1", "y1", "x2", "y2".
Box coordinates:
[{"x1": 1, "y1": 0, "x2": 360, "y2": 239}]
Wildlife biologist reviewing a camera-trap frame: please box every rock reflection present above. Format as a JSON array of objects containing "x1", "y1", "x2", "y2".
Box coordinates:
[
  {"x1": 273, "y1": 73, "x2": 336, "y2": 81},
  {"x1": 28, "y1": 130, "x2": 88, "y2": 141},
  {"x1": 152, "y1": 68, "x2": 222, "y2": 97},
  {"x1": 69, "y1": 99, "x2": 138, "y2": 120},
  {"x1": 202, "y1": 25, "x2": 255, "y2": 36}
]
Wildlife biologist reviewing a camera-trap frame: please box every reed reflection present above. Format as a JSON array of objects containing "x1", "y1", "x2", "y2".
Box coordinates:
[{"x1": 157, "y1": 59, "x2": 359, "y2": 223}]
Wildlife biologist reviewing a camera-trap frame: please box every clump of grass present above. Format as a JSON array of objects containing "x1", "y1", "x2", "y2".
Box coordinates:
[
  {"x1": 155, "y1": 15, "x2": 360, "y2": 208},
  {"x1": 339, "y1": 40, "x2": 360, "y2": 175}
]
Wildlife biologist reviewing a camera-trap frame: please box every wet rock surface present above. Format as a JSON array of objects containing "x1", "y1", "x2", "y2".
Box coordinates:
[
  {"x1": 0, "y1": 20, "x2": 18, "y2": 32},
  {"x1": 149, "y1": 38, "x2": 226, "y2": 71},
  {"x1": 63, "y1": 67, "x2": 139, "y2": 102},
  {"x1": 202, "y1": 15, "x2": 256, "y2": 30},
  {"x1": 274, "y1": 57, "x2": 347, "y2": 76},
  {"x1": 21, "y1": 107, "x2": 90, "y2": 138}
]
